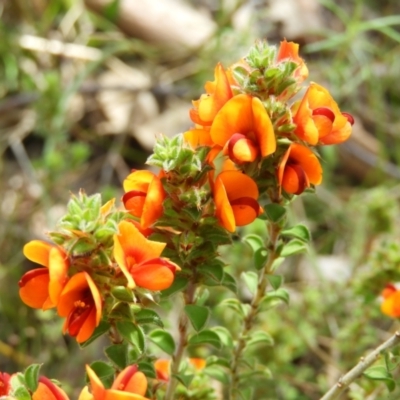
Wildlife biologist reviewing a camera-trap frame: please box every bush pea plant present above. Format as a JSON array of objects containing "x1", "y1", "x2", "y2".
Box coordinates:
[{"x1": 3, "y1": 39, "x2": 400, "y2": 400}]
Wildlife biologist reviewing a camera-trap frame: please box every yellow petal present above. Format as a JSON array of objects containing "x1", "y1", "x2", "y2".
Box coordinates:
[{"x1": 23, "y1": 240, "x2": 51, "y2": 267}]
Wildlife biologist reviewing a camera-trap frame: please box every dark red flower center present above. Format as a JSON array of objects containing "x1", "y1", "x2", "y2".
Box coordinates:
[
  {"x1": 312, "y1": 107, "x2": 335, "y2": 122},
  {"x1": 66, "y1": 290, "x2": 93, "y2": 337}
]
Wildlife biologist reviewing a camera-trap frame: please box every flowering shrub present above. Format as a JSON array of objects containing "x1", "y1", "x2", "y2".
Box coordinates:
[{"x1": 4, "y1": 39, "x2": 400, "y2": 400}]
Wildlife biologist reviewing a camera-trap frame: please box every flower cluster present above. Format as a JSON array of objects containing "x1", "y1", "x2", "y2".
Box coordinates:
[
  {"x1": 19, "y1": 193, "x2": 179, "y2": 344},
  {"x1": 183, "y1": 40, "x2": 353, "y2": 231}
]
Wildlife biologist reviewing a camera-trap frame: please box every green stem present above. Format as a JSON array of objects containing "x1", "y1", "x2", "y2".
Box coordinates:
[
  {"x1": 319, "y1": 331, "x2": 400, "y2": 400},
  {"x1": 164, "y1": 280, "x2": 196, "y2": 400},
  {"x1": 229, "y1": 220, "x2": 282, "y2": 399}
]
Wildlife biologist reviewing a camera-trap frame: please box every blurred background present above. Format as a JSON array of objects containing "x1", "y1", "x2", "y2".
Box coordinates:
[{"x1": 1, "y1": 0, "x2": 400, "y2": 398}]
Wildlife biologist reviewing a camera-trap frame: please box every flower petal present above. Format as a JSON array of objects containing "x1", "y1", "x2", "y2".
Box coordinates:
[
  {"x1": 115, "y1": 221, "x2": 166, "y2": 264},
  {"x1": 32, "y1": 376, "x2": 69, "y2": 400},
  {"x1": 86, "y1": 365, "x2": 106, "y2": 400},
  {"x1": 141, "y1": 175, "x2": 165, "y2": 229},
  {"x1": 112, "y1": 366, "x2": 147, "y2": 396},
  {"x1": 214, "y1": 175, "x2": 235, "y2": 232},
  {"x1": 48, "y1": 247, "x2": 69, "y2": 305},
  {"x1": 57, "y1": 272, "x2": 88, "y2": 318},
  {"x1": 288, "y1": 144, "x2": 322, "y2": 185},
  {"x1": 251, "y1": 96, "x2": 276, "y2": 157},
  {"x1": 19, "y1": 268, "x2": 51, "y2": 309},
  {"x1": 23, "y1": 240, "x2": 52, "y2": 267},
  {"x1": 131, "y1": 259, "x2": 177, "y2": 291},
  {"x1": 123, "y1": 171, "x2": 153, "y2": 193}
]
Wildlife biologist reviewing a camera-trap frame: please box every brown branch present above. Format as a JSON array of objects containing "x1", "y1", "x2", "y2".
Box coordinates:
[{"x1": 320, "y1": 331, "x2": 400, "y2": 400}]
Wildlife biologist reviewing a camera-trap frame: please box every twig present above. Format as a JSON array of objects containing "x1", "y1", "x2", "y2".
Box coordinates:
[
  {"x1": 319, "y1": 331, "x2": 400, "y2": 400},
  {"x1": 229, "y1": 220, "x2": 281, "y2": 399},
  {"x1": 164, "y1": 280, "x2": 196, "y2": 400}
]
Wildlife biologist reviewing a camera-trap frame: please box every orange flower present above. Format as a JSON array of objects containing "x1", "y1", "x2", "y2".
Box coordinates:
[
  {"x1": 210, "y1": 94, "x2": 276, "y2": 163},
  {"x1": 57, "y1": 272, "x2": 102, "y2": 343},
  {"x1": 0, "y1": 372, "x2": 11, "y2": 396},
  {"x1": 277, "y1": 143, "x2": 322, "y2": 195},
  {"x1": 113, "y1": 221, "x2": 180, "y2": 291},
  {"x1": 293, "y1": 82, "x2": 354, "y2": 145},
  {"x1": 80, "y1": 364, "x2": 149, "y2": 400},
  {"x1": 32, "y1": 376, "x2": 69, "y2": 400},
  {"x1": 123, "y1": 170, "x2": 166, "y2": 229},
  {"x1": 154, "y1": 359, "x2": 170, "y2": 382},
  {"x1": 190, "y1": 63, "x2": 233, "y2": 126},
  {"x1": 213, "y1": 170, "x2": 261, "y2": 232},
  {"x1": 381, "y1": 284, "x2": 400, "y2": 318},
  {"x1": 19, "y1": 241, "x2": 69, "y2": 310},
  {"x1": 155, "y1": 358, "x2": 206, "y2": 382},
  {"x1": 277, "y1": 39, "x2": 308, "y2": 82}
]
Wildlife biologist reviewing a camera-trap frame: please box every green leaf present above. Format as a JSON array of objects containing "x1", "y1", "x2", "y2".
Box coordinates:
[
  {"x1": 260, "y1": 289, "x2": 290, "y2": 310},
  {"x1": 173, "y1": 373, "x2": 194, "y2": 388},
  {"x1": 105, "y1": 344, "x2": 128, "y2": 369},
  {"x1": 206, "y1": 355, "x2": 231, "y2": 368},
  {"x1": 149, "y1": 330, "x2": 176, "y2": 355},
  {"x1": 111, "y1": 286, "x2": 134, "y2": 302},
  {"x1": 246, "y1": 331, "x2": 274, "y2": 348},
  {"x1": 238, "y1": 366, "x2": 272, "y2": 383},
  {"x1": 185, "y1": 305, "x2": 210, "y2": 332},
  {"x1": 135, "y1": 309, "x2": 164, "y2": 328},
  {"x1": 281, "y1": 224, "x2": 311, "y2": 243},
  {"x1": 280, "y1": 240, "x2": 307, "y2": 257},
  {"x1": 254, "y1": 248, "x2": 268, "y2": 270},
  {"x1": 219, "y1": 298, "x2": 245, "y2": 317},
  {"x1": 137, "y1": 362, "x2": 156, "y2": 379},
  {"x1": 264, "y1": 204, "x2": 286, "y2": 223},
  {"x1": 161, "y1": 276, "x2": 188, "y2": 298},
  {"x1": 241, "y1": 271, "x2": 258, "y2": 295},
  {"x1": 243, "y1": 234, "x2": 264, "y2": 253},
  {"x1": 211, "y1": 327, "x2": 234, "y2": 348},
  {"x1": 363, "y1": 365, "x2": 395, "y2": 391},
  {"x1": 199, "y1": 263, "x2": 224, "y2": 283},
  {"x1": 90, "y1": 361, "x2": 115, "y2": 388},
  {"x1": 204, "y1": 366, "x2": 229, "y2": 384},
  {"x1": 116, "y1": 321, "x2": 145, "y2": 353},
  {"x1": 80, "y1": 320, "x2": 110, "y2": 348},
  {"x1": 188, "y1": 330, "x2": 222, "y2": 349},
  {"x1": 221, "y1": 272, "x2": 237, "y2": 293},
  {"x1": 24, "y1": 363, "x2": 41, "y2": 392},
  {"x1": 12, "y1": 386, "x2": 31, "y2": 400},
  {"x1": 267, "y1": 275, "x2": 283, "y2": 290}
]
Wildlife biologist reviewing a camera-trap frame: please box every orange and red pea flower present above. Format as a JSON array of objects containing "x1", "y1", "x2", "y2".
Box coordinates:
[
  {"x1": 57, "y1": 271, "x2": 102, "y2": 343},
  {"x1": 277, "y1": 143, "x2": 322, "y2": 195}
]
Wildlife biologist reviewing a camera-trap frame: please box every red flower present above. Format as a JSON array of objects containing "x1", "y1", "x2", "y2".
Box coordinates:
[
  {"x1": 114, "y1": 221, "x2": 180, "y2": 291},
  {"x1": 213, "y1": 170, "x2": 261, "y2": 232},
  {"x1": 123, "y1": 170, "x2": 166, "y2": 229},
  {"x1": 293, "y1": 83, "x2": 353, "y2": 145},
  {"x1": 277, "y1": 39, "x2": 308, "y2": 82},
  {"x1": 277, "y1": 143, "x2": 322, "y2": 195},
  {"x1": 210, "y1": 94, "x2": 276, "y2": 163},
  {"x1": 190, "y1": 63, "x2": 233, "y2": 126},
  {"x1": 0, "y1": 372, "x2": 11, "y2": 396},
  {"x1": 32, "y1": 376, "x2": 69, "y2": 400},
  {"x1": 19, "y1": 241, "x2": 69, "y2": 310},
  {"x1": 381, "y1": 284, "x2": 400, "y2": 318},
  {"x1": 80, "y1": 364, "x2": 149, "y2": 400},
  {"x1": 57, "y1": 272, "x2": 102, "y2": 343}
]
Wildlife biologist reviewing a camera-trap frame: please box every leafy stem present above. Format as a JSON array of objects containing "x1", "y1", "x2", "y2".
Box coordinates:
[{"x1": 229, "y1": 219, "x2": 282, "y2": 399}]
